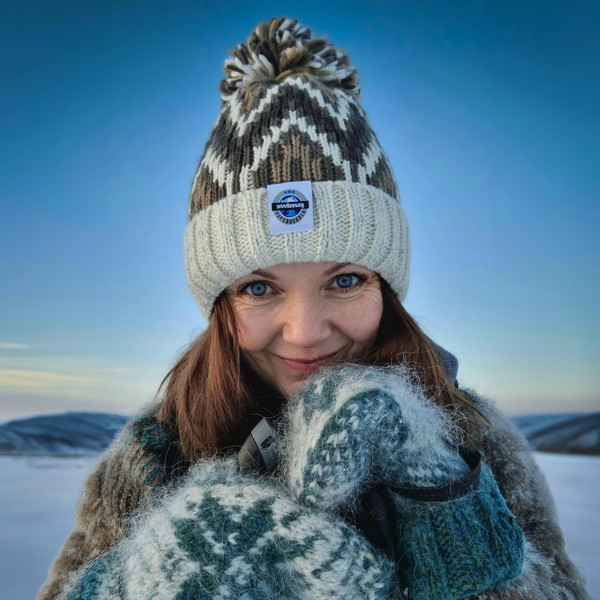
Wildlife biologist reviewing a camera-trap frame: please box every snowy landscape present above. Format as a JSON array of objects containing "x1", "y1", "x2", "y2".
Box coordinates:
[{"x1": 0, "y1": 412, "x2": 597, "y2": 599}]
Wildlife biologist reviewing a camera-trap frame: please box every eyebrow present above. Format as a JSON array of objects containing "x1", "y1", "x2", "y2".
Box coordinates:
[
  {"x1": 251, "y1": 268, "x2": 277, "y2": 279},
  {"x1": 323, "y1": 262, "x2": 351, "y2": 275},
  {"x1": 252, "y1": 262, "x2": 352, "y2": 280}
]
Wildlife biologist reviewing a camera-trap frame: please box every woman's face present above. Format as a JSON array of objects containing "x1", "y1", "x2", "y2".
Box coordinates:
[{"x1": 226, "y1": 261, "x2": 383, "y2": 397}]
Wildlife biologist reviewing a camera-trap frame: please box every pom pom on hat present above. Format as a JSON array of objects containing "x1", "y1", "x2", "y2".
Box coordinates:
[{"x1": 220, "y1": 17, "x2": 360, "y2": 102}]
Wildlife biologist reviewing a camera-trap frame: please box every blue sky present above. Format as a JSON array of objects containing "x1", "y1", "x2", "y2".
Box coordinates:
[{"x1": 1, "y1": 0, "x2": 598, "y2": 419}]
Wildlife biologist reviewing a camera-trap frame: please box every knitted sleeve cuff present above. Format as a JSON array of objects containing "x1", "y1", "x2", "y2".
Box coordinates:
[
  {"x1": 390, "y1": 447, "x2": 481, "y2": 502},
  {"x1": 389, "y1": 461, "x2": 525, "y2": 600}
]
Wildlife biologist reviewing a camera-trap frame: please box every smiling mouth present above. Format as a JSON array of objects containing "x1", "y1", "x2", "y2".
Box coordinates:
[{"x1": 277, "y1": 352, "x2": 339, "y2": 373}]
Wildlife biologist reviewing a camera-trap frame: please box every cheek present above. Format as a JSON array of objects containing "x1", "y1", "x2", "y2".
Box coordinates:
[
  {"x1": 234, "y1": 310, "x2": 274, "y2": 352},
  {"x1": 339, "y1": 294, "x2": 383, "y2": 344},
  {"x1": 358, "y1": 310, "x2": 383, "y2": 343}
]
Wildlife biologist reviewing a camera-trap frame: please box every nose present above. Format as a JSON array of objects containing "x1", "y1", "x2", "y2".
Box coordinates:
[{"x1": 278, "y1": 295, "x2": 332, "y2": 349}]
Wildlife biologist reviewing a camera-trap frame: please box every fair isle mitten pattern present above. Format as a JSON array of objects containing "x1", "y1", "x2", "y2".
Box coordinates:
[
  {"x1": 184, "y1": 17, "x2": 409, "y2": 318},
  {"x1": 280, "y1": 363, "x2": 470, "y2": 511},
  {"x1": 66, "y1": 459, "x2": 393, "y2": 600}
]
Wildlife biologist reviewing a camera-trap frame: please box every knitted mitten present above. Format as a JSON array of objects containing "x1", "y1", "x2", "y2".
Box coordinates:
[
  {"x1": 66, "y1": 458, "x2": 394, "y2": 600},
  {"x1": 281, "y1": 363, "x2": 470, "y2": 509},
  {"x1": 280, "y1": 364, "x2": 524, "y2": 600}
]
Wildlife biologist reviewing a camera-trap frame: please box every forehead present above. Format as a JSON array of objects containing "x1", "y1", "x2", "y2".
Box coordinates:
[{"x1": 234, "y1": 261, "x2": 376, "y2": 283}]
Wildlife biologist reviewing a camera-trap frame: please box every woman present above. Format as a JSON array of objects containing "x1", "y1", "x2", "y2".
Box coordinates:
[{"x1": 38, "y1": 17, "x2": 587, "y2": 600}]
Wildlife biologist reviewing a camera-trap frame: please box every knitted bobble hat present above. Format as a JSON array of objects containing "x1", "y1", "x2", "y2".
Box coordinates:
[{"x1": 185, "y1": 16, "x2": 409, "y2": 318}]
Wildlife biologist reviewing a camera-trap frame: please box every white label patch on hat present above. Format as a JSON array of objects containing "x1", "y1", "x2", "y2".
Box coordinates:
[{"x1": 267, "y1": 180, "x2": 314, "y2": 235}]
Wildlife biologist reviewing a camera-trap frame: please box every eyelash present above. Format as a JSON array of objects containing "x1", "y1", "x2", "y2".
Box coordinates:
[
  {"x1": 328, "y1": 272, "x2": 367, "y2": 292},
  {"x1": 237, "y1": 272, "x2": 367, "y2": 300},
  {"x1": 237, "y1": 280, "x2": 274, "y2": 300}
]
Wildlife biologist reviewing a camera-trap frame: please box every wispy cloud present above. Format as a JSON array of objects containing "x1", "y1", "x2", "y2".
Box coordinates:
[
  {"x1": 0, "y1": 342, "x2": 30, "y2": 350},
  {"x1": 0, "y1": 369, "x2": 95, "y2": 388},
  {"x1": 0, "y1": 355, "x2": 162, "y2": 406}
]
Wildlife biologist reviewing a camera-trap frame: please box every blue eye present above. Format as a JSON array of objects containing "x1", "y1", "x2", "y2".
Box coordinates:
[
  {"x1": 334, "y1": 274, "x2": 359, "y2": 288},
  {"x1": 246, "y1": 281, "x2": 269, "y2": 296}
]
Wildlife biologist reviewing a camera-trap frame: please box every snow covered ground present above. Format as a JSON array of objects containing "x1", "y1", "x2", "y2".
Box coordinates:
[
  {"x1": 533, "y1": 452, "x2": 598, "y2": 597},
  {"x1": 0, "y1": 453, "x2": 597, "y2": 600}
]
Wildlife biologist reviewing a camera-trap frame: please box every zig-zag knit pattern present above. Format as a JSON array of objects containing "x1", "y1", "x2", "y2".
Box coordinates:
[
  {"x1": 190, "y1": 74, "x2": 397, "y2": 212},
  {"x1": 66, "y1": 459, "x2": 394, "y2": 600}
]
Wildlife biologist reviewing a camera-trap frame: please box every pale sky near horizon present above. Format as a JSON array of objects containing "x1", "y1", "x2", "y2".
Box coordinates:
[{"x1": 1, "y1": 0, "x2": 599, "y2": 421}]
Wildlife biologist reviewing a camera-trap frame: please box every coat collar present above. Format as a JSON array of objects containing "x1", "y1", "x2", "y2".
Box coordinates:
[{"x1": 428, "y1": 338, "x2": 459, "y2": 386}]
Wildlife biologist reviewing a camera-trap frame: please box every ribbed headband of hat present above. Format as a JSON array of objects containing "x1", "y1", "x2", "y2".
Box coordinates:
[{"x1": 185, "y1": 17, "x2": 409, "y2": 319}]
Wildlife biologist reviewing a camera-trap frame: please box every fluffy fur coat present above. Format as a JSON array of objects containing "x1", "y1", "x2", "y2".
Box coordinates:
[{"x1": 37, "y1": 360, "x2": 588, "y2": 600}]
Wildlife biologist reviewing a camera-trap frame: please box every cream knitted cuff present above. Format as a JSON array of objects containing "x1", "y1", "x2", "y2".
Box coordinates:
[{"x1": 184, "y1": 180, "x2": 409, "y2": 318}]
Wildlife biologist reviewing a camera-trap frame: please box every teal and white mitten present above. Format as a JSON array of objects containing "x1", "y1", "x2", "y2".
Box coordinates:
[
  {"x1": 280, "y1": 364, "x2": 524, "y2": 600},
  {"x1": 66, "y1": 458, "x2": 394, "y2": 600}
]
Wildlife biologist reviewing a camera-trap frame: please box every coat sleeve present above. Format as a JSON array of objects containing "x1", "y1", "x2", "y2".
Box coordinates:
[
  {"x1": 464, "y1": 390, "x2": 589, "y2": 600},
  {"x1": 36, "y1": 407, "x2": 174, "y2": 600}
]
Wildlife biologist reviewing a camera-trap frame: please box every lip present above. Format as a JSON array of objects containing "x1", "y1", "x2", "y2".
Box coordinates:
[{"x1": 276, "y1": 352, "x2": 339, "y2": 373}]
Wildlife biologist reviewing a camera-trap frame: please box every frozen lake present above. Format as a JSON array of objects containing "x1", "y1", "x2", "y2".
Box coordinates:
[{"x1": 0, "y1": 452, "x2": 597, "y2": 599}]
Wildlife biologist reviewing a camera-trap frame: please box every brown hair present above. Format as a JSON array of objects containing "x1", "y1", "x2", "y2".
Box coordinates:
[{"x1": 158, "y1": 278, "x2": 483, "y2": 461}]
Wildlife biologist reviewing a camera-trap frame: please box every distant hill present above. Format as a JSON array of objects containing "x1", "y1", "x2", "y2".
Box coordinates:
[
  {"x1": 511, "y1": 413, "x2": 599, "y2": 456},
  {"x1": 0, "y1": 411, "x2": 598, "y2": 456},
  {"x1": 0, "y1": 412, "x2": 129, "y2": 456}
]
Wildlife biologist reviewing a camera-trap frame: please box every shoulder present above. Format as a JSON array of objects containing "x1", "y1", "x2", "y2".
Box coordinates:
[
  {"x1": 461, "y1": 388, "x2": 543, "y2": 490},
  {"x1": 75, "y1": 400, "x2": 184, "y2": 535},
  {"x1": 460, "y1": 388, "x2": 562, "y2": 538},
  {"x1": 463, "y1": 390, "x2": 530, "y2": 457},
  {"x1": 458, "y1": 393, "x2": 589, "y2": 597},
  {"x1": 36, "y1": 401, "x2": 185, "y2": 600},
  {"x1": 99, "y1": 399, "x2": 187, "y2": 499}
]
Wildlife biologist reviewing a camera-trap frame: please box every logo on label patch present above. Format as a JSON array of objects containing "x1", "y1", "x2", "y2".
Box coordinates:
[{"x1": 271, "y1": 189, "x2": 310, "y2": 225}]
